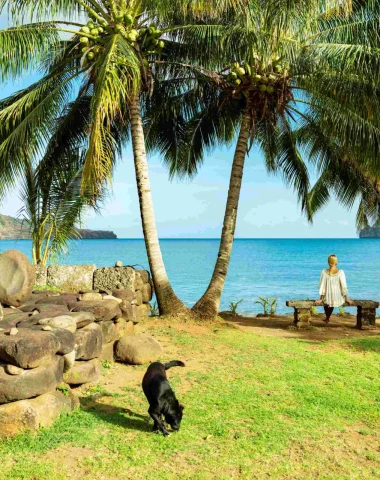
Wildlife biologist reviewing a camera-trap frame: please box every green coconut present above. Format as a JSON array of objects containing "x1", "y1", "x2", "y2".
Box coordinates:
[
  {"x1": 90, "y1": 28, "x2": 99, "y2": 36},
  {"x1": 234, "y1": 78, "x2": 241, "y2": 85},
  {"x1": 81, "y1": 26, "x2": 90, "y2": 34},
  {"x1": 87, "y1": 52, "x2": 95, "y2": 60},
  {"x1": 148, "y1": 26, "x2": 156, "y2": 35},
  {"x1": 237, "y1": 67, "x2": 246, "y2": 76},
  {"x1": 254, "y1": 74, "x2": 262, "y2": 82},
  {"x1": 115, "y1": 14, "x2": 124, "y2": 22},
  {"x1": 158, "y1": 40, "x2": 165, "y2": 49},
  {"x1": 232, "y1": 62, "x2": 240, "y2": 70},
  {"x1": 114, "y1": 25, "x2": 123, "y2": 33},
  {"x1": 87, "y1": 21, "x2": 95, "y2": 29},
  {"x1": 98, "y1": 27, "x2": 104, "y2": 33},
  {"x1": 124, "y1": 13, "x2": 134, "y2": 25},
  {"x1": 80, "y1": 37, "x2": 89, "y2": 44},
  {"x1": 81, "y1": 47, "x2": 89, "y2": 53},
  {"x1": 267, "y1": 86, "x2": 275, "y2": 94},
  {"x1": 268, "y1": 74, "x2": 276, "y2": 82},
  {"x1": 93, "y1": 46, "x2": 101, "y2": 54},
  {"x1": 259, "y1": 84, "x2": 267, "y2": 92},
  {"x1": 260, "y1": 76, "x2": 269, "y2": 84}
]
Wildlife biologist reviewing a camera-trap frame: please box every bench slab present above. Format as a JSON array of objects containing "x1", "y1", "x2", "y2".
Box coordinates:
[{"x1": 286, "y1": 300, "x2": 379, "y2": 309}]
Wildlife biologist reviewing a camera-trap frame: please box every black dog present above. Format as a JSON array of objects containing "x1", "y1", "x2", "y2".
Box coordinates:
[{"x1": 142, "y1": 360, "x2": 185, "y2": 436}]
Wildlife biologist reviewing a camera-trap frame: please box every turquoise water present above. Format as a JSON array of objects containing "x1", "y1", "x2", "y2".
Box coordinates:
[{"x1": 0, "y1": 238, "x2": 379, "y2": 315}]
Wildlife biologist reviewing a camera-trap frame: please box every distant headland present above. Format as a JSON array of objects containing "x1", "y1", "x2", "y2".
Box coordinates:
[
  {"x1": 359, "y1": 226, "x2": 380, "y2": 238},
  {"x1": 0, "y1": 214, "x2": 117, "y2": 240}
]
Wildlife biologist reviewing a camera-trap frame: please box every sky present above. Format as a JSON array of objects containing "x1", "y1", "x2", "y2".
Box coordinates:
[{"x1": 0, "y1": 13, "x2": 360, "y2": 239}]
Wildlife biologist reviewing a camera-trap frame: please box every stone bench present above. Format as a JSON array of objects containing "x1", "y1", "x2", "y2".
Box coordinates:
[{"x1": 286, "y1": 300, "x2": 379, "y2": 329}]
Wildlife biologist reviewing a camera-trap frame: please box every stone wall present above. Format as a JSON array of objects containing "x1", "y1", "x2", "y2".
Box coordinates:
[{"x1": 0, "y1": 260, "x2": 154, "y2": 438}]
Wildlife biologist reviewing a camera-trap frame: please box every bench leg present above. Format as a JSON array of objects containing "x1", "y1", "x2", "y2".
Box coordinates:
[
  {"x1": 294, "y1": 308, "x2": 311, "y2": 327},
  {"x1": 356, "y1": 307, "x2": 376, "y2": 329}
]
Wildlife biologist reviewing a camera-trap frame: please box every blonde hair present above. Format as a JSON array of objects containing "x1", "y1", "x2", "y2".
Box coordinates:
[{"x1": 328, "y1": 254, "x2": 338, "y2": 266}]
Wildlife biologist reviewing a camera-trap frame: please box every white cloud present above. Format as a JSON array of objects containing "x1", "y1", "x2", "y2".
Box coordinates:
[{"x1": 338, "y1": 220, "x2": 349, "y2": 226}]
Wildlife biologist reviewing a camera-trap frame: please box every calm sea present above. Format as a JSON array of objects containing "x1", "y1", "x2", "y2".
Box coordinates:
[{"x1": 0, "y1": 238, "x2": 379, "y2": 315}]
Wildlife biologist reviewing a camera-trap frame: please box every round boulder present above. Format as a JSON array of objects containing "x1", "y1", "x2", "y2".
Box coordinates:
[
  {"x1": 115, "y1": 334, "x2": 163, "y2": 365},
  {"x1": 0, "y1": 250, "x2": 35, "y2": 307}
]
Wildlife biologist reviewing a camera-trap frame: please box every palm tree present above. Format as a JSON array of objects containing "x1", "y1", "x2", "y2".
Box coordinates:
[
  {"x1": 0, "y1": 0, "x2": 234, "y2": 314},
  {"x1": 18, "y1": 151, "x2": 97, "y2": 265},
  {"x1": 147, "y1": 0, "x2": 380, "y2": 318}
]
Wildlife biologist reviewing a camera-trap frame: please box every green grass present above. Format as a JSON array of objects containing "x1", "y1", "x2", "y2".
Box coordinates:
[{"x1": 0, "y1": 321, "x2": 379, "y2": 479}]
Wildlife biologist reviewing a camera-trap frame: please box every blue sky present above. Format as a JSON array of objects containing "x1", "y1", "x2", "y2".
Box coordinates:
[{"x1": 0, "y1": 14, "x2": 359, "y2": 239}]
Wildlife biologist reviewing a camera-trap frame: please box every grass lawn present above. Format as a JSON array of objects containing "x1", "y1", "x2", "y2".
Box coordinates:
[{"x1": 0, "y1": 318, "x2": 379, "y2": 479}]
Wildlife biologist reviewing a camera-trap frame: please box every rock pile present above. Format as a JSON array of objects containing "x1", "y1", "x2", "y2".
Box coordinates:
[{"x1": 0, "y1": 256, "x2": 154, "y2": 438}]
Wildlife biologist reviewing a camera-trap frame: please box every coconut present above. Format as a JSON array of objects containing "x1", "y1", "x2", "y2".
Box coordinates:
[
  {"x1": 115, "y1": 25, "x2": 123, "y2": 33},
  {"x1": 158, "y1": 40, "x2": 165, "y2": 49},
  {"x1": 233, "y1": 62, "x2": 240, "y2": 70},
  {"x1": 230, "y1": 72, "x2": 237, "y2": 79},
  {"x1": 237, "y1": 67, "x2": 246, "y2": 76},
  {"x1": 81, "y1": 47, "x2": 89, "y2": 53},
  {"x1": 87, "y1": 52, "x2": 95, "y2": 60},
  {"x1": 90, "y1": 28, "x2": 99, "y2": 36},
  {"x1": 234, "y1": 78, "x2": 241, "y2": 85},
  {"x1": 87, "y1": 21, "x2": 95, "y2": 29},
  {"x1": 93, "y1": 46, "x2": 101, "y2": 54},
  {"x1": 259, "y1": 84, "x2": 267, "y2": 92},
  {"x1": 80, "y1": 37, "x2": 89, "y2": 44},
  {"x1": 81, "y1": 26, "x2": 90, "y2": 34},
  {"x1": 125, "y1": 13, "x2": 134, "y2": 25},
  {"x1": 116, "y1": 14, "x2": 124, "y2": 22},
  {"x1": 267, "y1": 86, "x2": 275, "y2": 94},
  {"x1": 254, "y1": 74, "x2": 262, "y2": 82},
  {"x1": 268, "y1": 74, "x2": 276, "y2": 82},
  {"x1": 148, "y1": 27, "x2": 156, "y2": 35},
  {"x1": 260, "y1": 76, "x2": 269, "y2": 84},
  {"x1": 98, "y1": 27, "x2": 104, "y2": 33}
]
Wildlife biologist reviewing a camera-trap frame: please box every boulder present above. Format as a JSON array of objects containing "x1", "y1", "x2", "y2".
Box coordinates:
[
  {"x1": 133, "y1": 304, "x2": 150, "y2": 323},
  {"x1": 93, "y1": 266, "x2": 136, "y2": 291},
  {"x1": 69, "y1": 311, "x2": 96, "y2": 329},
  {"x1": 120, "y1": 300, "x2": 133, "y2": 320},
  {"x1": 35, "y1": 294, "x2": 79, "y2": 306},
  {"x1": 74, "y1": 323, "x2": 103, "y2": 360},
  {"x1": 63, "y1": 359, "x2": 100, "y2": 385},
  {"x1": 48, "y1": 328, "x2": 75, "y2": 355},
  {"x1": 135, "y1": 270, "x2": 150, "y2": 284},
  {"x1": 79, "y1": 292, "x2": 103, "y2": 302},
  {"x1": 142, "y1": 283, "x2": 153, "y2": 303},
  {"x1": 134, "y1": 273, "x2": 144, "y2": 291},
  {"x1": 5, "y1": 365, "x2": 24, "y2": 375},
  {"x1": 0, "y1": 388, "x2": 78, "y2": 438},
  {"x1": 115, "y1": 318, "x2": 134, "y2": 338},
  {"x1": 63, "y1": 350, "x2": 75, "y2": 372},
  {"x1": 0, "y1": 356, "x2": 64, "y2": 404},
  {"x1": 20, "y1": 303, "x2": 69, "y2": 315},
  {"x1": 99, "y1": 342, "x2": 115, "y2": 363},
  {"x1": 112, "y1": 288, "x2": 135, "y2": 302},
  {"x1": 47, "y1": 264, "x2": 96, "y2": 292},
  {"x1": 115, "y1": 334, "x2": 163, "y2": 365},
  {"x1": 34, "y1": 264, "x2": 47, "y2": 288},
  {"x1": 70, "y1": 299, "x2": 122, "y2": 322},
  {"x1": 133, "y1": 290, "x2": 143, "y2": 306},
  {"x1": 0, "y1": 329, "x2": 60, "y2": 368},
  {"x1": 0, "y1": 250, "x2": 35, "y2": 307},
  {"x1": 102, "y1": 295, "x2": 122, "y2": 304},
  {"x1": 38, "y1": 315, "x2": 77, "y2": 334},
  {"x1": 100, "y1": 321, "x2": 119, "y2": 344}
]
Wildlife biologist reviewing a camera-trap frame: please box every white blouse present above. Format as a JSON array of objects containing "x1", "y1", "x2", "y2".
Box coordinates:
[{"x1": 318, "y1": 269, "x2": 348, "y2": 307}]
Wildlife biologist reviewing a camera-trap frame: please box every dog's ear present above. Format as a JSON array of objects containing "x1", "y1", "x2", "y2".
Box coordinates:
[{"x1": 179, "y1": 404, "x2": 184, "y2": 411}]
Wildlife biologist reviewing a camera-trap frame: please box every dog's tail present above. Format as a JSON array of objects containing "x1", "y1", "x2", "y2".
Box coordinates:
[{"x1": 164, "y1": 360, "x2": 185, "y2": 370}]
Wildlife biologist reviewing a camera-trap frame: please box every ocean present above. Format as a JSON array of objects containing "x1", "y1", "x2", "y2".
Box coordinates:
[{"x1": 0, "y1": 238, "x2": 379, "y2": 315}]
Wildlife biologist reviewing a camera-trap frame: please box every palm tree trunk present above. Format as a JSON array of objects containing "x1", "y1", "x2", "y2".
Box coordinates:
[
  {"x1": 129, "y1": 92, "x2": 188, "y2": 315},
  {"x1": 192, "y1": 111, "x2": 252, "y2": 319}
]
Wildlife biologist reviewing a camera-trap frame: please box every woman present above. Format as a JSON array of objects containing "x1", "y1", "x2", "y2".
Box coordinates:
[{"x1": 315, "y1": 254, "x2": 354, "y2": 323}]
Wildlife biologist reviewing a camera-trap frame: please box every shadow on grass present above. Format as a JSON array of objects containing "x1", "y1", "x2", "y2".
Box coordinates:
[
  {"x1": 345, "y1": 337, "x2": 380, "y2": 353},
  {"x1": 80, "y1": 396, "x2": 151, "y2": 433}
]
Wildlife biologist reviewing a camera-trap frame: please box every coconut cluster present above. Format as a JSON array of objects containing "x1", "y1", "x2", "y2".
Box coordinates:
[
  {"x1": 224, "y1": 57, "x2": 289, "y2": 94},
  {"x1": 76, "y1": 14, "x2": 165, "y2": 66}
]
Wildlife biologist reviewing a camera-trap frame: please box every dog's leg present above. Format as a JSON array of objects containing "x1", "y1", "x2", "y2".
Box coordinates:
[{"x1": 148, "y1": 408, "x2": 169, "y2": 436}]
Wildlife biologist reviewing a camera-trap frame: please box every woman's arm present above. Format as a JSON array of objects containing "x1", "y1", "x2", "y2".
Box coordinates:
[
  {"x1": 340, "y1": 271, "x2": 354, "y2": 305},
  {"x1": 315, "y1": 271, "x2": 326, "y2": 305}
]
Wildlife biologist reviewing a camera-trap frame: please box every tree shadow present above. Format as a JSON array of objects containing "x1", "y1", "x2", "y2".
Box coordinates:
[{"x1": 80, "y1": 395, "x2": 152, "y2": 433}]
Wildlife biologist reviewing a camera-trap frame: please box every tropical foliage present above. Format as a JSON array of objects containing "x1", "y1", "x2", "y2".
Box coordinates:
[{"x1": 18, "y1": 152, "x2": 96, "y2": 265}]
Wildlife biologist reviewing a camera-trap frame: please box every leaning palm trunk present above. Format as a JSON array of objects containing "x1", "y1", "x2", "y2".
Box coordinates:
[
  {"x1": 129, "y1": 93, "x2": 188, "y2": 315},
  {"x1": 192, "y1": 111, "x2": 252, "y2": 318}
]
